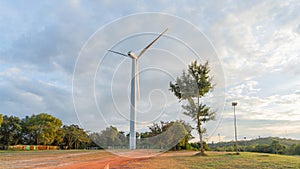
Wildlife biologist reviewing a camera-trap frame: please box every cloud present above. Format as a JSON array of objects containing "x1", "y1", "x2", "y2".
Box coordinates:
[
  {"x1": 224, "y1": 82, "x2": 300, "y2": 122},
  {"x1": 0, "y1": 1, "x2": 299, "y2": 140}
]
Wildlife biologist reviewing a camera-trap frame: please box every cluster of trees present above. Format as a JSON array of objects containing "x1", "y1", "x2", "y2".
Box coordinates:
[
  {"x1": 140, "y1": 120, "x2": 193, "y2": 150},
  {"x1": 209, "y1": 137, "x2": 300, "y2": 155},
  {"x1": 1, "y1": 112, "x2": 206, "y2": 151},
  {"x1": 90, "y1": 120, "x2": 197, "y2": 151},
  {"x1": 0, "y1": 113, "x2": 90, "y2": 149}
]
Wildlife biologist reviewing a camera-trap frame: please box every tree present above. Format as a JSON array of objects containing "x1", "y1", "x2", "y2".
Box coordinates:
[
  {"x1": 53, "y1": 127, "x2": 64, "y2": 146},
  {"x1": 23, "y1": 113, "x2": 62, "y2": 145},
  {"x1": 117, "y1": 131, "x2": 127, "y2": 147},
  {"x1": 294, "y1": 144, "x2": 300, "y2": 155},
  {"x1": 63, "y1": 124, "x2": 90, "y2": 149},
  {"x1": 164, "y1": 121, "x2": 188, "y2": 150},
  {"x1": 92, "y1": 126, "x2": 121, "y2": 148},
  {"x1": 271, "y1": 140, "x2": 285, "y2": 154},
  {"x1": 170, "y1": 60, "x2": 215, "y2": 155},
  {"x1": 140, "y1": 120, "x2": 192, "y2": 150},
  {"x1": 254, "y1": 144, "x2": 271, "y2": 153},
  {"x1": 0, "y1": 115, "x2": 22, "y2": 145}
]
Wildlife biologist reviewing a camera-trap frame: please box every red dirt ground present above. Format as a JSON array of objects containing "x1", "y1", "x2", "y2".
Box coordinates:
[{"x1": 0, "y1": 150, "x2": 197, "y2": 169}]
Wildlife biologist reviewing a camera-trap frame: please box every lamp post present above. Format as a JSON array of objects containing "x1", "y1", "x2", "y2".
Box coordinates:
[
  {"x1": 232, "y1": 102, "x2": 238, "y2": 154},
  {"x1": 244, "y1": 136, "x2": 247, "y2": 151}
]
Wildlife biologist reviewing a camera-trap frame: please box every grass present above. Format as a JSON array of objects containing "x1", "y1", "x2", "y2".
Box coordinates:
[
  {"x1": 127, "y1": 152, "x2": 300, "y2": 169},
  {"x1": 0, "y1": 150, "x2": 299, "y2": 168}
]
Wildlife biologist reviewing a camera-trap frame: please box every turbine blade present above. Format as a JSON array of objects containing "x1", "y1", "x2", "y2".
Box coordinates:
[
  {"x1": 107, "y1": 50, "x2": 128, "y2": 57},
  {"x1": 137, "y1": 28, "x2": 168, "y2": 58},
  {"x1": 136, "y1": 61, "x2": 140, "y2": 100}
]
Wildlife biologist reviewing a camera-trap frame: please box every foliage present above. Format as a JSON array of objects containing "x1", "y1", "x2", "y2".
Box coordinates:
[
  {"x1": 62, "y1": 124, "x2": 90, "y2": 149},
  {"x1": 288, "y1": 144, "x2": 300, "y2": 155},
  {"x1": 0, "y1": 113, "x2": 91, "y2": 149},
  {"x1": 209, "y1": 137, "x2": 299, "y2": 155},
  {"x1": 90, "y1": 126, "x2": 127, "y2": 149},
  {"x1": 22, "y1": 113, "x2": 62, "y2": 145},
  {"x1": 190, "y1": 141, "x2": 210, "y2": 151},
  {"x1": 0, "y1": 115, "x2": 22, "y2": 145},
  {"x1": 170, "y1": 60, "x2": 215, "y2": 155},
  {"x1": 140, "y1": 120, "x2": 192, "y2": 150}
]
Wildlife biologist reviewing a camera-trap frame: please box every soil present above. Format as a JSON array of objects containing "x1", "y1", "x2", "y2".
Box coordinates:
[{"x1": 0, "y1": 150, "x2": 197, "y2": 169}]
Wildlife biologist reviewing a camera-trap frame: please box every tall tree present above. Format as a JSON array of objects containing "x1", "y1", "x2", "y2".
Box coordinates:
[
  {"x1": 170, "y1": 60, "x2": 215, "y2": 155},
  {"x1": 23, "y1": 113, "x2": 62, "y2": 145},
  {"x1": 0, "y1": 115, "x2": 22, "y2": 145}
]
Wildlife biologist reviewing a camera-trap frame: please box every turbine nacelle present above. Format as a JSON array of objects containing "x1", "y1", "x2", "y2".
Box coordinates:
[{"x1": 128, "y1": 51, "x2": 138, "y2": 60}]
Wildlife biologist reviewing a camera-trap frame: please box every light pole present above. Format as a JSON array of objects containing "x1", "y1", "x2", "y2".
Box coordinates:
[
  {"x1": 232, "y1": 102, "x2": 238, "y2": 154},
  {"x1": 244, "y1": 136, "x2": 247, "y2": 152}
]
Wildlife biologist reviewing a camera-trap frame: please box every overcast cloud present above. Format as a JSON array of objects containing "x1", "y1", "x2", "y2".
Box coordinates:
[{"x1": 0, "y1": 0, "x2": 299, "y2": 142}]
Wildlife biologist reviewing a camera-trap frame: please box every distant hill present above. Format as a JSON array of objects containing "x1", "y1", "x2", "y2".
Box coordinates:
[
  {"x1": 208, "y1": 137, "x2": 300, "y2": 148},
  {"x1": 208, "y1": 137, "x2": 300, "y2": 155}
]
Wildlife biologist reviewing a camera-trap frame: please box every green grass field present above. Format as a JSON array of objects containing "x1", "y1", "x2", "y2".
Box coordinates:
[
  {"x1": 127, "y1": 152, "x2": 300, "y2": 169},
  {"x1": 0, "y1": 150, "x2": 299, "y2": 168}
]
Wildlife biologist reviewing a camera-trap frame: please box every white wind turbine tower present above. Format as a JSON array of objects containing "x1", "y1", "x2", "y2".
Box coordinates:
[{"x1": 108, "y1": 28, "x2": 168, "y2": 149}]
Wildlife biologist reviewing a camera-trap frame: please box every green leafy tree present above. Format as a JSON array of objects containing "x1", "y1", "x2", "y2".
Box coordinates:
[
  {"x1": 294, "y1": 144, "x2": 300, "y2": 155},
  {"x1": 141, "y1": 120, "x2": 192, "y2": 150},
  {"x1": 0, "y1": 115, "x2": 22, "y2": 145},
  {"x1": 63, "y1": 125, "x2": 79, "y2": 149},
  {"x1": 92, "y1": 126, "x2": 121, "y2": 148},
  {"x1": 63, "y1": 124, "x2": 90, "y2": 149},
  {"x1": 23, "y1": 113, "x2": 62, "y2": 145},
  {"x1": 254, "y1": 144, "x2": 271, "y2": 153},
  {"x1": 170, "y1": 60, "x2": 215, "y2": 155},
  {"x1": 271, "y1": 140, "x2": 285, "y2": 154},
  {"x1": 117, "y1": 131, "x2": 127, "y2": 147},
  {"x1": 164, "y1": 121, "x2": 188, "y2": 150},
  {"x1": 53, "y1": 127, "x2": 64, "y2": 146}
]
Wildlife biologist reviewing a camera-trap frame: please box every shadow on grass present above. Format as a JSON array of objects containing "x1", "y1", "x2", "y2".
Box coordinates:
[
  {"x1": 225, "y1": 152, "x2": 240, "y2": 156},
  {"x1": 257, "y1": 154, "x2": 270, "y2": 157}
]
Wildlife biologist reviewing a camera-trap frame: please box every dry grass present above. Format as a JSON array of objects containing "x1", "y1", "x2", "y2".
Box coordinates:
[{"x1": 126, "y1": 151, "x2": 300, "y2": 169}]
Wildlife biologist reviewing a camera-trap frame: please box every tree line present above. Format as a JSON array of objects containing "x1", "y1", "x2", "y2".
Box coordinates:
[
  {"x1": 0, "y1": 112, "x2": 210, "y2": 151},
  {"x1": 0, "y1": 113, "x2": 89, "y2": 149},
  {"x1": 209, "y1": 137, "x2": 300, "y2": 155},
  {"x1": 90, "y1": 120, "x2": 201, "y2": 151}
]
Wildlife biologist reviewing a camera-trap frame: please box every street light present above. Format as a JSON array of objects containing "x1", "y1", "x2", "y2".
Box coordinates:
[
  {"x1": 232, "y1": 102, "x2": 238, "y2": 154},
  {"x1": 244, "y1": 136, "x2": 247, "y2": 152}
]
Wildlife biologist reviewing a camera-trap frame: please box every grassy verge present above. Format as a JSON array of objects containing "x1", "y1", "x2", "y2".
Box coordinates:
[{"x1": 127, "y1": 152, "x2": 300, "y2": 169}]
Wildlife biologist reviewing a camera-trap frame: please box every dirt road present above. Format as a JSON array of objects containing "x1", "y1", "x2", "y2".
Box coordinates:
[{"x1": 0, "y1": 150, "x2": 197, "y2": 169}]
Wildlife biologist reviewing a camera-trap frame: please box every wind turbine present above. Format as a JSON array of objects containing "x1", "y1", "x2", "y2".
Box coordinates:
[{"x1": 108, "y1": 28, "x2": 168, "y2": 149}]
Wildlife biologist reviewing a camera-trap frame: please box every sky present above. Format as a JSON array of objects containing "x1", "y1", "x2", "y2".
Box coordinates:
[{"x1": 0, "y1": 0, "x2": 300, "y2": 144}]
